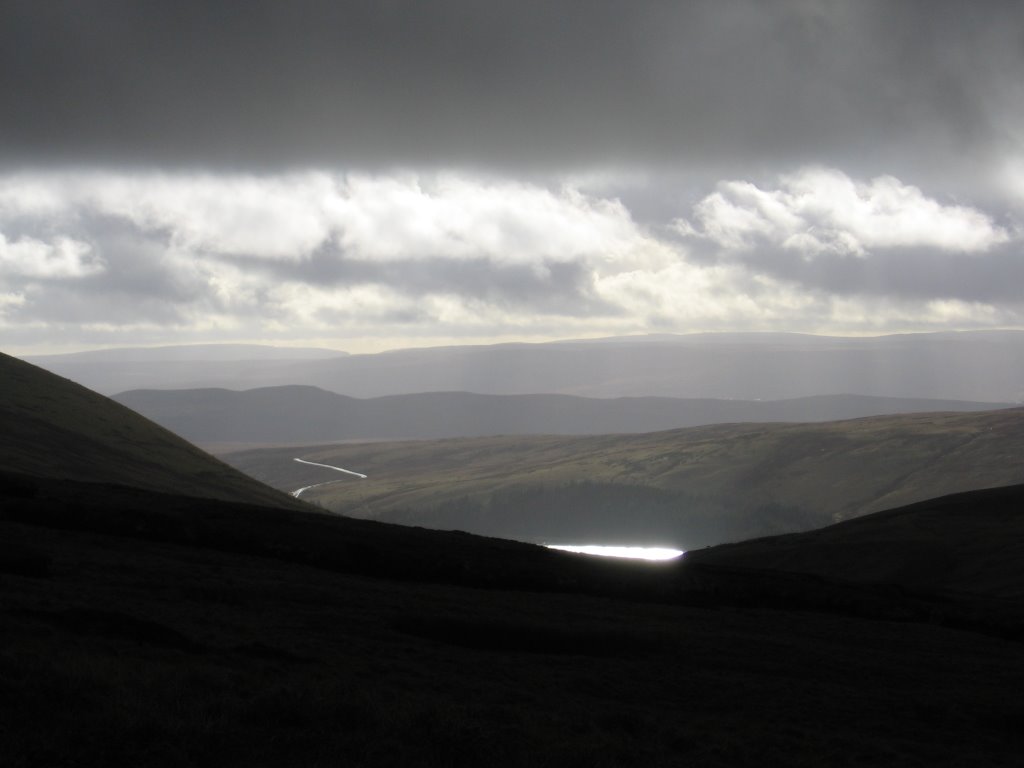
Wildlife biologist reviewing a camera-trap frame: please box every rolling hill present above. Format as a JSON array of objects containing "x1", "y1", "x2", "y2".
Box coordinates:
[
  {"x1": 222, "y1": 407, "x2": 1024, "y2": 548},
  {"x1": 112, "y1": 385, "x2": 1011, "y2": 445}
]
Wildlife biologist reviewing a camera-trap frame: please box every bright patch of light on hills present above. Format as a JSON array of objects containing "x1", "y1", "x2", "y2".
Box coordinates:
[{"x1": 546, "y1": 545, "x2": 684, "y2": 561}]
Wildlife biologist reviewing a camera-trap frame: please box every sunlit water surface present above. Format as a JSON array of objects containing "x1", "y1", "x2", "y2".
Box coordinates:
[{"x1": 545, "y1": 545, "x2": 684, "y2": 561}]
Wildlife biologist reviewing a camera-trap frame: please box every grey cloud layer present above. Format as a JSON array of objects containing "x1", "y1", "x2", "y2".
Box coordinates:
[{"x1": 3, "y1": 0, "x2": 1023, "y2": 181}]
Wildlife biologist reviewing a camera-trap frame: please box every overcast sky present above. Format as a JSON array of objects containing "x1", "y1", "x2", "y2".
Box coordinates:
[{"x1": 2, "y1": 0, "x2": 1024, "y2": 354}]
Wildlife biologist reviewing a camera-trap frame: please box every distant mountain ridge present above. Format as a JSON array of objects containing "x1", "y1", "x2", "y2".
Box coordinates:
[
  {"x1": 24, "y1": 331, "x2": 1024, "y2": 401},
  {"x1": 113, "y1": 386, "x2": 1015, "y2": 444}
]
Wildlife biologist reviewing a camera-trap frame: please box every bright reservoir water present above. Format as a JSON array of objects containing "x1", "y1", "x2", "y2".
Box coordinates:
[{"x1": 545, "y1": 545, "x2": 684, "y2": 561}]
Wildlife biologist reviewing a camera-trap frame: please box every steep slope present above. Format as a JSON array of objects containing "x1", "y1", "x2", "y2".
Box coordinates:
[
  {"x1": 113, "y1": 385, "x2": 1011, "y2": 444},
  {"x1": 223, "y1": 407, "x2": 1024, "y2": 547},
  {"x1": 0, "y1": 351, "x2": 304, "y2": 509}
]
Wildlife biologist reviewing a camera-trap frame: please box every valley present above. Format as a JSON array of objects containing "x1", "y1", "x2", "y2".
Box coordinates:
[{"x1": 221, "y1": 407, "x2": 1024, "y2": 549}]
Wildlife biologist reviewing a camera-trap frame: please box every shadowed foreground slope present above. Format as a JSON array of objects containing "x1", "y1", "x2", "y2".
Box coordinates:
[{"x1": 4, "y1": 472, "x2": 1024, "y2": 767}]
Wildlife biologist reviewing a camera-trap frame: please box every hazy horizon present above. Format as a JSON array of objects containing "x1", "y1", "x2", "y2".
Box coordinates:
[{"x1": 16, "y1": 326, "x2": 1024, "y2": 360}]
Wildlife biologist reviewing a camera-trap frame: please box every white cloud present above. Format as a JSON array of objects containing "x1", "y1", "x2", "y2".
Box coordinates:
[
  {"x1": 0, "y1": 290, "x2": 25, "y2": 314},
  {"x1": 826, "y1": 295, "x2": 1008, "y2": 331},
  {"x1": 87, "y1": 173, "x2": 339, "y2": 260},
  {"x1": 0, "y1": 233, "x2": 102, "y2": 279},
  {"x1": 0, "y1": 175, "x2": 73, "y2": 217},
  {"x1": 0, "y1": 171, "x2": 665, "y2": 269},
  {"x1": 594, "y1": 261, "x2": 822, "y2": 327},
  {"x1": 677, "y1": 167, "x2": 1010, "y2": 257},
  {"x1": 331, "y1": 175, "x2": 652, "y2": 266}
]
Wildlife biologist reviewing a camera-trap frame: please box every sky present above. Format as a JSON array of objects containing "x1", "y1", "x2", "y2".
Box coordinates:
[{"x1": 2, "y1": 0, "x2": 1024, "y2": 355}]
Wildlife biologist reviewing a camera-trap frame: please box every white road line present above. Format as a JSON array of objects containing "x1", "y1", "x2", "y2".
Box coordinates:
[
  {"x1": 293, "y1": 457, "x2": 367, "y2": 478},
  {"x1": 291, "y1": 457, "x2": 367, "y2": 498}
]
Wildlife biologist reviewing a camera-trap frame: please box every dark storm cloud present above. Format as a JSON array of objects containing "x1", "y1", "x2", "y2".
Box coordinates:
[{"x1": 2, "y1": 0, "x2": 1022, "y2": 177}]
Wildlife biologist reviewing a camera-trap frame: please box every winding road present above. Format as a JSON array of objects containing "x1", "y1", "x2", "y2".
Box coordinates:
[{"x1": 291, "y1": 457, "x2": 367, "y2": 498}]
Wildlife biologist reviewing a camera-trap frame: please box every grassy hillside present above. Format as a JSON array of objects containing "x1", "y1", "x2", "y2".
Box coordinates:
[
  {"x1": 223, "y1": 408, "x2": 1024, "y2": 547},
  {"x1": 0, "y1": 351, "x2": 304, "y2": 509}
]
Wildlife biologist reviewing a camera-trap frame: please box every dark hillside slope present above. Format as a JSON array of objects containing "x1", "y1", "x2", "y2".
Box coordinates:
[
  {"x1": 688, "y1": 483, "x2": 1024, "y2": 600},
  {"x1": 0, "y1": 352, "x2": 303, "y2": 509},
  {"x1": 5, "y1": 475, "x2": 1024, "y2": 767}
]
